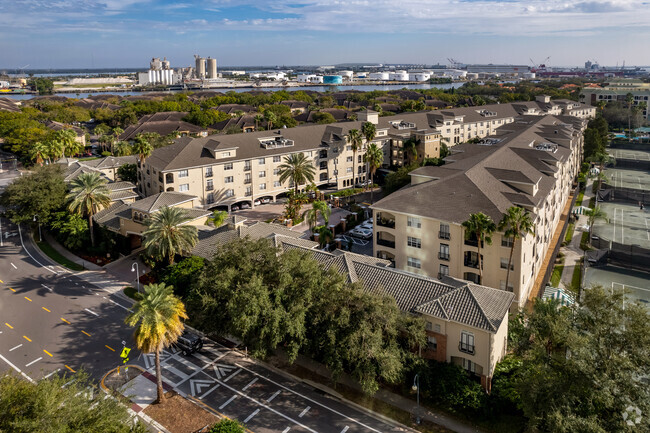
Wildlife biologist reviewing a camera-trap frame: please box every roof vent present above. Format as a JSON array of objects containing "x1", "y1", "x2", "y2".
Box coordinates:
[
  {"x1": 534, "y1": 142, "x2": 558, "y2": 153},
  {"x1": 477, "y1": 138, "x2": 501, "y2": 146},
  {"x1": 259, "y1": 136, "x2": 295, "y2": 149}
]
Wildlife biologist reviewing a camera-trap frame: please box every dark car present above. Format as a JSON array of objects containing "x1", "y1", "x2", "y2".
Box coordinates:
[{"x1": 175, "y1": 331, "x2": 203, "y2": 355}]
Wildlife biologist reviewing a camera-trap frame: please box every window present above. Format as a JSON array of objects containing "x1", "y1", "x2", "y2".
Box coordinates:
[
  {"x1": 500, "y1": 281, "x2": 514, "y2": 292},
  {"x1": 258, "y1": 158, "x2": 265, "y2": 164},
  {"x1": 439, "y1": 264, "x2": 449, "y2": 278},
  {"x1": 407, "y1": 257, "x2": 421, "y2": 269},
  {"x1": 346, "y1": 145, "x2": 352, "y2": 151},
  {"x1": 179, "y1": 170, "x2": 189, "y2": 178},
  {"x1": 224, "y1": 176, "x2": 233, "y2": 183},
  {"x1": 407, "y1": 216, "x2": 421, "y2": 228},
  {"x1": 222, "y1": 151, "x2": 231, "y2": 158},
  {"x1": 460, "y1": 331, "x2": 475, "y2": 354},
  {"x1": 259, "y1": 170, "x2": 266, "y2": 178},
  {"x1": 347, "y1": 156, "x2": 353, "y2": 162},
  {"x1": 439, "y1": 223, "x2": 450, "y2": 239},
  {"x1": 205, "y1": 167, "x2": 213, "y2": 177},
  {"x1": 179, "y1": 184, "x2": 189, "y2": 192},
  {"x1": 426, "y1": 322, "x2": 432, "y2": 331},
  {"x1": 273, "y1": 168, "x2": 279, "y2": 175},
  {"x1": 206, "y1": 179, "x2": 213, "y2": 191},
  {"x1": 501, "y1": 236, "x2": 514, "y2": 247},
  {"x1": 346, "y1": 167, "x2": 352, "y2": 173},
  {"x1": 319, "y1": 172, "x2": 328, "y2": 181},
  {"x1": 439, "y1": 244, "x2": 449, "y2": 260},
  {"x1": 320, "y1": 161, "x2": 327, "y2": 170},
  {"x1": 206, "y1": 193, "x2": 214, "y2": 204},
  {"x1": 357, "y1": 155, "x2": 362, "y2": 163},
  {"x1": 225, "y1": 189, "x2": 234, "y2": 197},
  {"x1": 427, "y1": 336, "x2": 437, "y2": 351},
  {"x1": 500, "y1": 258, "x2": 514, "y2": 270},
  {"x1": 407, "y1": 236, "x2": 421, "y2": 248},
  {"x1": 462, "y1": 358, "x2": 476, "y2": 374},
  {"x1": 224, "y1": 163, "x2": 233, "y2": 170},
  {"x1": 434, "y1": 323, "x2": 441, "y2": 333},
  {"x1": 245, "y1": 187, "x2": 252, "y2": 196},
  {"x1": 273, "y1": 156, "x2": 281, "y2": 163},
  {"x1": 259, "y1": 183, "x2": 266, "y2": 190},
  {"x1": 274, "y1": 181, "x2": 281, "y2": 187}
]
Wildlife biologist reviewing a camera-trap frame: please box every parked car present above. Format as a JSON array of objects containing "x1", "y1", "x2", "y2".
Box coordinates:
[
  {"x1": 355, "y1": 181, "x2": 371, "y2": 188},
  {"x1": 261, "y1": 197, "x2": 271, "y2": 204},
  {"x1": 359, "y1": 219, "x2": 373, "y2": 230},
  {"x1": 254, "y1": 199, "x2": 261, "y2": 206},
  {"x1": 231, "y1": 205, "x2": 239, "y2": 211},
  {"x1": 349, "y1": 227, "x2": 372, "y2": 239},
  {"x1": 175, "y1": 331, "x2": 203, "y2": 356},
  {"x1": 240, "y1": 203, "x2": 251, "y2": 209}
]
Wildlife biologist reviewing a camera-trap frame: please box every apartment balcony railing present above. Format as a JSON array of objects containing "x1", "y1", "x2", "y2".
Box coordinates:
[
  {"x1": 206, "y1": 185, "x2": 214, "y2": 191},
  {"x1": 464, "y1": 259, "x2": 480, "y2": 269},
  {"x1": 459, "y1": 342, "x2": 475, "y2": 355},
  {"x1": 244, "y1": 165, "x2": 251, "y2": 171},
  {"x1": 439, "y1": 231, "x2": 450, "y2": 240},
  {"x1": 244, "y1": 178, "x2": 252, "y2": 184},
  {"x1": 377, "y1": 219, "x2": 395, "y2": 228},
  {"x1": 377, "y1": 238, "x2": 396, "y2": 249},
  {"x1": 205, "y1": 171, "x2": 213, "y2": 178},
  {"x1": 438, "y1": 252, "x2": 450, "y2": 261}
]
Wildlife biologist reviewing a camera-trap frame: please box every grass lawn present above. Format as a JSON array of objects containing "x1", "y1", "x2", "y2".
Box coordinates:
[
  {"x1": 570, "y1": 261, "x2": 582, "y2": 291},
  {"x1": 35, "y1": 239, "x2": 84, "y2": 271},
  {"x1": 580, "y1": 232, "x2": 591, "y2": 251},
  {"x1": 565, "y1": 223, "x2": 575, "y2": 244},
  {"x1": 575, "y1": 189, "x2": 585, "y2": 207},
  {"x1": 550, "y1": 265, "x2": 564, "y2": 287}
]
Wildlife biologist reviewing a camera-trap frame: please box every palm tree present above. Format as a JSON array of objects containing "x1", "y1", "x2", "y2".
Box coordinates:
[
  {"x1": 265, "y1": 111, "x2": 277, "y2": 131},
  {"x1": 55, "y1": 129, "x2": 78, "y2": 159},
  {"x1": 67, "y1": 172, "x2": 111, "y2": 247},
  {"x1": 115, "y1": 141, "x2": 133, "y2": 156},
  {"x1": 363, "y1": 142, "x2": 383, "y2": 204},
  {"x1": 142, "y1": 206, "x2": 198, "y2": 265},
  {"x1": 347, "y1": 129, "x2": 362, "y2": 187},
  {"x1": 125, "y1": 283, "x2": 187, "y2": 404},
  {"x1": 45, "y1": 138, "x2": 63, "y2": 163},
  {"x1": 498, "y1": 207, "x2": 534, "y2": 292},
  {"x1": 254, "y1": 114, "x2": 264, "y2": 131},
  {"x1": 208, "y1": 210, "x2": 228, "y2": 227},
  {"x1": 405, "y1": 137, "x2": 419, "y2": 163},
  {"x1": 302, "y1": 200, "x2": 331, "y2": 233},
  {"x1": 133, "y1": 135, "x2": 153, "y2": 165},
  {"x1": 586, "y1": 206, "x2": 607, "y2": 247},
  {"x1": 112, "y1": 127, "x2": 124, "y2": 154},
  {"x1": 462, "y1": 212, "x2": 496, "y2": 282},
  {"x1": 31, "y1": 141, "x2": 47, "y2": 166},
  {"x1": 362, "y1": 121, "x2": 376, "y2": 145},
  {"x1": 277, "y1": 153, "x2": 316, "y2": 193}
]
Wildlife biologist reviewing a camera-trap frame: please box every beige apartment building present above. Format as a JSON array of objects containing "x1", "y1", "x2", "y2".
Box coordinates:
[
  {"x1": 580, "y1": 79, "x2": 650, "y2": 123},
  {"x1": 371, "y1": 114, "x2": 588, "y2": 308}
]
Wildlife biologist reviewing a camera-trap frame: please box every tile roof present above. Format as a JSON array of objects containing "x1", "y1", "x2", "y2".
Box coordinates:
[
  {"x1": 192, "y1": 225, "x2": 240, "y2": 259},
  {"x1": 129, "y1": 192, "x2": 197, "y2": 213},
  {"x1": 120, "y1": 112, "x2": 207, "y2": 141},
  {"x1": 93, "y1": 201, "x2": 131, "y2": 232},
  {"x1": 0, "y1": 97, "x2": 21, "y2": 112}
]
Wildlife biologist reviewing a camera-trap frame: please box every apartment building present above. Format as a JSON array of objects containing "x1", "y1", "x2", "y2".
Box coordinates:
[
  {"x1": 580, "y1": 79, "x2": 650, "y2": 123},
  {"x1": 371, "y1": 114, "x2": 588, "y2": 308}
]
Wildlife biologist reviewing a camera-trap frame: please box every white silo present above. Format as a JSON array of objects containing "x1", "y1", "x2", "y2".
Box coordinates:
[
  {"x1": 207, "y1": 57, "x2": 217, "y2": 78},
  {"x1": 195, "y1": 55, "x2": 206, "y2": 78}
]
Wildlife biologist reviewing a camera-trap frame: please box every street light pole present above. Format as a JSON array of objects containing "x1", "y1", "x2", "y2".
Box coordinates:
[
  {"x1": 412, "y1": 373, "x2": 421, "y2": 425},
  {"x1": 131, "y1": 262, "x2": 140, "y2": 293},
  {"x1": 33, "y1": 215, "x2": 41, "y2": 242}
]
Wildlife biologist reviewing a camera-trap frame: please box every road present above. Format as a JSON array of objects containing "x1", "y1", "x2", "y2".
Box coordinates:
[{"x1": 0, "y1": 218, "x2": 411, "y2": 433}]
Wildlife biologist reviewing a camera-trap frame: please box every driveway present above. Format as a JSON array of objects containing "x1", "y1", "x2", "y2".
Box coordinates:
[{"x1": 232, "y1": 203, "x2": 285, "y2": 222}]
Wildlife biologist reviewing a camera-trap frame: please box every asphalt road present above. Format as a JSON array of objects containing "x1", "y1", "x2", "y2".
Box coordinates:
[{"x1": 0, "y1": 218, "x2": 411, "y2": 432}]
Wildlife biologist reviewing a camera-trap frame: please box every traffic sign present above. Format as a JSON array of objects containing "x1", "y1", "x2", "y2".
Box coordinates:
[
  {"x1": 122, "y1": 357, "x2": 129, "y2": 364},
  {"x1": 120, "y1": 347, "x2": 131, "y2": 359}
]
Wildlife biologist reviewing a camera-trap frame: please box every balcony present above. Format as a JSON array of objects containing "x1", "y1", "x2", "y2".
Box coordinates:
[
  {"x1": 438, "y1": 252, "x2": 450, "y2": 261},
  {"x1": 377, "y1": 238, "x2": 396, "y2": 249},
  {"x1": 244, "y1": 178, "x2": 252, "y2": 184},
  {"x1": 464, "y1": 259, "x2": 480, "y2": 269},
  {"x1": 206, "y1": 185, "x2": 214, "y2": 191},
  {"x1": 376, "y1": 212, "x2": 395, "y2": 228},
  {"x1": 205, "y1": 171, "x2": 213, "y2": 178},
  {"x1": 459, "y1": 342, "x2": 475, "y2": 355},
  {"x1": 439, "y1": 231, "x2": 450, "y2": 240},
  {"x1": 244, "y1": 165, "x2": 251, "y2": 171}
]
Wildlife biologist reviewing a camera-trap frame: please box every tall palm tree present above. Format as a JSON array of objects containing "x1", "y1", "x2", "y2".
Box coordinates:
[
  {"x1": 362, "y1": 121, "x2": 376, "y2": 145},
  {"x1": 115, "y1": 141, "x2": 133, "y2": 156},
  {"x1": 30, "y1": 141, "x2": 47, "y2": 166},
  {"x1": 462, "y1": 212, "x2": 496, "y2": 282},
  {"x1": 142, "y1": 206, "x2": 198, "y2": 265},
  {"x1": 405, "y1": 137, "x2": 419, "y2": 163},
  {"x1": 55, "y1": 129, "x2": 78, "y2": 159},
  {"x1": 347, "y1": 129, "x2": 362, "y2": 187},
  {"x1": 363, "y1": 142, "x2": 383, "y2": 204},
  {"x1": 277, "y1": 153, "x2": 316, "y2": 193},
  {"x1": 586, "y1": 206, "x2": 607, "y2": 247},
  {"x1": 625, "y1": 92, "x2": 634, "y2": 140},
  {"x1": 498, "y1": 207, "x2": 534, "y2": 292},
  {"x1": 112, "y1": 127, "x2": 124, "y2": 154},
  {"x1": 67, "y1": 172, "x2": 111, "y2": 247},
  {"x1": 265, "y1": 111, "x2": 277, "y2": 131},
  {"x1": 133, "y1": 135, "x2": 153, "y2": 165},
  {"x1": 254, "y1": 114, "x2": 264, "y2": 131},
  {"x1": 125, "y1": 283, "x2": 187, "y2": 404},
  {"x1": 45, "y1": 138, "x2": 63, "y2": 163},
  {"x1": 208, "y1": 210, "x2": 228, "y2": 227},
  {"x1": 302, "y1": 200, "x2": 331, "y2": 233}
]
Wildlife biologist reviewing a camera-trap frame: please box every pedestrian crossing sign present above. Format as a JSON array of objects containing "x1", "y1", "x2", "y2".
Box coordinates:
[{"x1": 120, "y1": 347, "x2": 131, "y2": 359}]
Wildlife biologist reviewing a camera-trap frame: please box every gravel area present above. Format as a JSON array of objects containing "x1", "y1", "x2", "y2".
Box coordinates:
[{"x1": 144, "y1": 391, "x2": 218, "y2": 433}]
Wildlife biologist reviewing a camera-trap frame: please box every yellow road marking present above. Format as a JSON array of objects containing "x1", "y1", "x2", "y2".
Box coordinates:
[
  {"x1": 105, "y1": 345, "x2": 115, "y2": 352},
  {"x1": 5, "y1": 323, "x2": 13, "y2": 329},
  {"x1": 9, "y1": 288, "x2": 15, "y2": 292},
  {"x1": 81, "y1": 330, "x2": 91, "y2": 337},
  {"x1": 65, "y1": 365, "x2": 76, "y2": 373},
  {"x1": 23, "y1": 336, "x2": 31, "y2": 342},
  {"x1": 0, "y1": 279, "x2": 4, "y2": 283},
  {"x1": 43, "y1": 349, "x2": 53, "y2": 357},
  {"x1": 24, "y1": 296, "x2": 32, "y2": 302},
  {"x1": 61, "y1": 318, "x2": 70, "y2": 324},
  {"x1": 42, "y1": 307, "x2": 51, "y2": 312}
]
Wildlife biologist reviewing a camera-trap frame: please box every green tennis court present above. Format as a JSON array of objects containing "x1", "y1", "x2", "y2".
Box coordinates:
[
  {"x1": 584, "y1": 265, "x2": 650, "y2": 305},
  {"x1": 604, "y1": 167, "x2": 650, "y2": 191},
  {"x1": 592, "y1": 202, "x2": 650, "y2": 248},
  {"x1": 609, "y1": 148, "x2": 650, "y2": 161}
]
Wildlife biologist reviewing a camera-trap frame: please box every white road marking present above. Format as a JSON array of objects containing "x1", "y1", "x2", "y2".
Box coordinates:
[
  {"x1": 0, "y1": 353, "x2": 35, "y2": 383},
  {"x1": 25, "y1": 357, "x2": 43, "y2": 367},
  {"x1": 10, "y1": 263, "x2": 16, "y2": 269},
  {"x1": 282, "y1": 428, "x2": 291, "y2": 433},
  {"x1": 244, "y1": 409, "x2": 260, "y2": 423},
  {"x1": 298, "y1": 406, "x2": 311, "y2": 418},
  {"x1": 199, "y1": 384, "x2": 220, "y2": 400},
  {"x1": 267, "y1": 390, "x2": 281, "y2": 402},
  {"x1": 242, "y1": 377, "x2": 258, "y2": 391},
  {"x1": 9, "y1": 344, "x2": 22, "y2": 351},
  {"x1": 173, "y1": 352, "x2": 226, "y2": 388},
  {"x1": 17, "y1": 226, "x2": 57, "y2": 274},
  {"x1": 222, "y1": 368, "x2": 242, "y2": 383},
  {"x1": 234, "y1": 362, "x2": 382, "y2": 433},
  {"x1": 219, "y1": 395, "x2": 237, "y2": 410},
  {"x1": 43, "y1": 368, "x2": 61, "y2": 379},
  {"x1": 340, "y1": 427, "x2": 349, "y2": 433},
  {"x1": 41, "y1": 284, "x2": 52, "y2": 292},
  {"x1": 84, "y1": 308, "x2": 99, "y2": 317},
  {"x1": 108, "y1": 298, "x2": 132, "y2": 311}
]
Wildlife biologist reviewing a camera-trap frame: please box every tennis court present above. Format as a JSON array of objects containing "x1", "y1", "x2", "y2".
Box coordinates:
[
  {"x1": 584, "y1": 265, "x2": 650, "y2": 304},
  {"x1": 604, "y1": 167, "x2": 650, "y2": 191},
  {"x1": 591, "y1": 201, "x2": 650, "y2": 249},
  {"x1": 608, "y1": 148, "x2": 650, "y2": 161}
]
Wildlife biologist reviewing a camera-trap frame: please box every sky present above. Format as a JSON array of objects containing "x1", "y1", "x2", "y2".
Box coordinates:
[{"x1": 1, "y1": 0, "x2": 650, "y2": 69}]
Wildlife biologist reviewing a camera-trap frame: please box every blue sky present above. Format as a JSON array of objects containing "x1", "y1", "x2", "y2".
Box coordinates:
[{"x1": 1, "y1": 0, "x2": 650, "y2": 69}]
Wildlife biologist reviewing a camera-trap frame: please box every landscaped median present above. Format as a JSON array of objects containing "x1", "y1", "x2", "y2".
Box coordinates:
[{"x1": 34, "y1": 235, "x2": 84, "y2": 271}]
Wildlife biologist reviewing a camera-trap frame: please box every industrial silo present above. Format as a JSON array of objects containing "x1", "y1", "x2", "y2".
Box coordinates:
[
  {"x1": 195, "y1": 55, "x2": 206, "y2": 78},
  {"x1": 207, "y1": 57, "x2": 217, "y2": 78}
]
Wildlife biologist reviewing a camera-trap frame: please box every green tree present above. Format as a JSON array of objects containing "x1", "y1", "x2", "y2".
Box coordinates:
[
  {"x1": 361, "y1": 121, "x2": 376, "y2": 144},
  {"x1": 29, "y1": 77, "x2": 54, "y2": 95},
  {"x1": 583, "y1": 128, "x2": 604, "y2": 159},
  {"x1": 142, "y1": 206, "x2": 198, "y2": 265},
  {"x1": 498, "y1": 207, "x2": 535, "y2": 292},
  {"x1": 29, "y1": 141, "x2": 47, "y2": 166},
  {"x1": 208, "y1": 210, "x2": 228, "y2": 227},
  {"x1": 277, "y1": 153, "x2": 316, "y2": 193},
  {"x1": 462, "y1": 212, "x2": 496, "y2": 282},
  {"x1": 210, "y1": 419, "x2": 245, "y2": 433},
  {"x1": 302, "y1": 200, "x2": 331, "y2": 233},
  {"x1": 132, "y1": 135, "x2": 153, "y2": 164},
  {"x1": 363, "y1": 142, "x2": 383, "y2": 203},
  {"x1": 312, "y1": 112, "x2": 336, "y2": 124},
  {"x1": 49, "y1": 211, "x2": 90, "y2": 250},
  {"x1": 125, "y1": 283, "x2": 187, "y2": 404},
  {"x1": 254, "y1": 114, "x2": 264, "y2": 131},
  {"x1": 117, "y1": 163, "x2": 138, "y2": 183},
  {"x1": 115, "y1": 141, "x2": 132, "y2": 156},
  {"x1": 0, "y1": 371, "x2": 146, "y2": 433},
  {"x1": 585, "y1": 206, "x2": 607, "y2": 246},
  {"x1": 0, "y1": 165, "x2": 66, "y2": 225},
  {"x1": 264, "y1": 110, "x2": 277, "y2": 130},
  {"x1": 625, "y1": 92, "x2": 634, "y2": 139},
  {"x1": 67, "y1": 172, "x2": 111, "y2": 247},
  {"x1": 161, "y1": 256, "x2": 205, "y2": 299},
  {"x1": 54, "y1": 129, "x2": 80, "y2": 158},
  {"x1": 347, "y1": 129, "x2": 363, "y2": 186},
  {"x1": 404, "y1": 137, "x2": 419, "y2": 163}
]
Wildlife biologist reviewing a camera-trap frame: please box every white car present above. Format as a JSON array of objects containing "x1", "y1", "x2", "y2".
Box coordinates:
[
  {"x1": 349, "y1": 227, "x2": 372, "y2": 239},
  {"x1": 359, "y1": 219, "x2": 373, "y2": 230}
]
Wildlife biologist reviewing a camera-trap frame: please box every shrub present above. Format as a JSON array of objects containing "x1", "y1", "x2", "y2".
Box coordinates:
[{"x1": 210, "y1": 419, "x2": 245, "y2": 433}]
